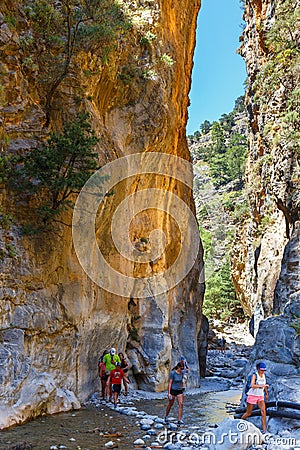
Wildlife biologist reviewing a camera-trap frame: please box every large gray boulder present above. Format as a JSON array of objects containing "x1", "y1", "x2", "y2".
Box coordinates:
[{"x1": 205, "y1": 418, "x2": 262, "y2": 450}]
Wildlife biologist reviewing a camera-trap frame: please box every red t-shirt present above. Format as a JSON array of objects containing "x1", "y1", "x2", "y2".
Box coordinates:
[{"x1": 110, "y1": 368, "x2": 125, "y2": 385}]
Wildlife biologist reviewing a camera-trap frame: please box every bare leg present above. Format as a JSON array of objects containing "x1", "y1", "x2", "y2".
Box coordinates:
[
  {"x1": 241, "y1": 403, "x2": 254, "y2": 420},
  {"x1": 114, "y1": 390, "x2": 118, "y2": 405},
  {"x1": 177, "y1": 394, "x2": 184, "y2": 421},
  {"x1": 166, "y1": 397, "x2": 175, "y2": 416},
  {"x1": 257, "y1": 400, "x2": 267, "y2": 431},
  {"x1": 107, "y1": 382, "x2": 112, "y2": 400},
  {"x1": 101, "y1": 379, "x2": 107, "y2": 399}
]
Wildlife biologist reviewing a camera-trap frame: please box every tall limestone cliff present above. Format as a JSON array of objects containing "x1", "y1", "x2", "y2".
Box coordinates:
[
  {"x1": 0, "y1": 0, "x2": 203, "y2": 429},
  {"x1": 232, "y1": 0, "x2": 300, "y2": 387}
]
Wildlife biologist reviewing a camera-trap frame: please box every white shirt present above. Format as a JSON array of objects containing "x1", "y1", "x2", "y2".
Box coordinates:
[{"x1": 248, "y1": 371, "x2": 266, "y2": 396}]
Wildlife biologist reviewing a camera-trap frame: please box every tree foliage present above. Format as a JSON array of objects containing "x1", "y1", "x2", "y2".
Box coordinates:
[
  {"x1": 192, "y1": 128, "x2": 247, "y2": 188},
  {"x1": 19, "y1": 0, "x2": 131, "y2": 125},
  {"x1": 202, "y1": 257, "x2": 243, "y2": 321},
  {"x1": 200, "y1": 120, "x2": 211, "y2": 135},
  {"x1": 190, "y1": 96, "x2": 247, "y2": 187},
  {"x1": 19, "y1": 113, "x2": 99, "y2": 223},
  {"x1": 254, "y1": 0, "x2": 300, "y2": 149}
]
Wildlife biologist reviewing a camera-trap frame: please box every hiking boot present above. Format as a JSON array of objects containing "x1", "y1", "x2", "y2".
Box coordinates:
[
  {"x1": 177, "y1": 420, "x2": 184, "y2": 426},
  {"x1": 164, "y1": 416, "x2": 169, "y2": 423}
]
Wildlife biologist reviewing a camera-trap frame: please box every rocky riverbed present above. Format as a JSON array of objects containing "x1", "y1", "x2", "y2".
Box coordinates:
[{"x1": 1, "y1": 323, "x2": 299, "y2": 450}]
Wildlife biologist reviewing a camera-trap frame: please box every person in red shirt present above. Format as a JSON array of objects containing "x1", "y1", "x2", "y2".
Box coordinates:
[{"x1": 107, "y1": 362, "x2": 130, "y2": 407}]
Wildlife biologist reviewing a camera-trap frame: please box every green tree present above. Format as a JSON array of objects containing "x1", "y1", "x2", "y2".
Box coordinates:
[
  {"x1": 220, "y1": 112, "x2": 235, "y2": 132},
  {"x1": 20, "y1": 0, "x2": 131, "y2": 126},
  {"x1": 20, "y1": 113, "x2": 99, "y2": 223},
  {"x1": 211, "y1": 121, "x2": 226, "y2": 154},
  {"x1": 254, "y1": 0, "x2": 299, "y2": 134},
  {"x1": 203, "y1": 257, "x2": 242, "y2": 321},
  {"x1": 209, "y1": 125, "x2": 247, "y2": 187},
  {"x1": 209, "y1": 122, "x2": 228, "y2": 186},
  {"x1": 233, "y1": 95, "x2": 246, "y2": 113},
  {"x1": 200, "y1": 120, "x2": 212, "y2": 135},
  {"x1": 226, "y1": 133, "x2": 247, "y2": 182}
]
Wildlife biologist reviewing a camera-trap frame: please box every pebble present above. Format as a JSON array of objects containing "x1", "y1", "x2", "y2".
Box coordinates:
[
  {"x1": 155, "y1": 417, "x2": 166, "y2": 424},
  {"x1": 140, "y1": 418, "x2": 154, "y2": 426},
  {"x1": 147, "y1": 429, "x2": 157, "y2": 435},
  {"x1": 85, "y1": 339, "x2": 300, "y2": 450}
]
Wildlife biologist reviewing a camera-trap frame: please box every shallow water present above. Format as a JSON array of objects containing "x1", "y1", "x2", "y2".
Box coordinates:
[
  {"x1": 0, "y1": 389, "x2": 242, "y2": 450},
  {"x1": 136, "y1": 388, "x2": 242, "y2": 427}
]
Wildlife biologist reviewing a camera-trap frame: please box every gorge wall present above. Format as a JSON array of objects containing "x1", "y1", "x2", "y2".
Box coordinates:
[
  {"x1": 232, "y1": 0, "x2": 300, "y2": 387},
  {"x1": 0, "y1": 0, "x2": 203, "y2": 429}
]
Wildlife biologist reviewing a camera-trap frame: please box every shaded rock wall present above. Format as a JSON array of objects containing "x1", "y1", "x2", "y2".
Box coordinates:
[
  {"x1": 233, "y1": 0, "x2": 300, "y2": 333},
  {"x1": 234, "y1": 0, "x2": 300, "y2": 396},
  {"x1": 0, "y1": 0, "x2": 202, "y2": 429}
]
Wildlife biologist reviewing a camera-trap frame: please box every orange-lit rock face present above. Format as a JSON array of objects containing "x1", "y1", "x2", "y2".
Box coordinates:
[{"x1": 0, "y1": 0, "x2": 202, "y2": 428}]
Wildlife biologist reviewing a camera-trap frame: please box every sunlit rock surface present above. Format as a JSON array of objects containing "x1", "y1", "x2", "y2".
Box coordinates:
[{"x1": 0, "y1": 0, "x2": 203, "y2": 429}]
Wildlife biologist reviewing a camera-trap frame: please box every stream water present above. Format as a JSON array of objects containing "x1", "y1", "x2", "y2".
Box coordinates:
[{"x1": 0, "y1": 388, "x2": 242, "y2": 450}]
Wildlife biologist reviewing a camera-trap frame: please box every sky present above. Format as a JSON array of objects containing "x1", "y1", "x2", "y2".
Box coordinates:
[{"x1": 187, "y1": 0, "x2": 247, "y2": 135}]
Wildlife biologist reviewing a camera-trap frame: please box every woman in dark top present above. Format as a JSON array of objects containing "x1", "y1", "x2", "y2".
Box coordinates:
[
  {"x1": 165, "y1": 363, "x2": 184, "y2": 425},
  {"x1": 118, "y1": 352, "x2": 130, "y2": 395}
]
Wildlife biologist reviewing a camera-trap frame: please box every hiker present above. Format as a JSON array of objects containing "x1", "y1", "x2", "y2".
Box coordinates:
[
  {"x1": 165, "y1": 363, "x2": 185, "y2": 426},
  {"x1": 119, "y1": 352, "x2": 130, "y2": 396},
  {"x1": 103, "y1": 348, "x2": 121, "y2": 401},
  {"x1": 220, "y1": 336, "x2": 226, "y2": 354},
  {"x1": 107, "y1": 362, "x2": 130, "y2": 407},
  {"x1": 98, "y1": 350, "x2": 109, "y2": 400},
  {"x1": 241, "y1": 362, "x2": 269, "y2": 433},
  {"x1": 178, "y1": 355, "x2": 190, "y2": 390}
]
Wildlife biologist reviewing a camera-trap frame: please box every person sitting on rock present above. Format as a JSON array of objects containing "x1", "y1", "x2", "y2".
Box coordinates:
[
  {"x1": 241, "y1": 361, "x2": 269, "y2": 433},
  {"x1": 107, "y1": 362, "x2": 130, "y2": 408}
]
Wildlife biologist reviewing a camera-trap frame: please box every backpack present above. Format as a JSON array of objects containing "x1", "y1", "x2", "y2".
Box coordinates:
[{"x1": 245, "y1": 371, "x2": 257, "y2": 394}]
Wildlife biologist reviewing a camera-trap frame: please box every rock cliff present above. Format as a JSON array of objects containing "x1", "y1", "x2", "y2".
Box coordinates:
[
  {"x1": 233, "y1": 0, "x2": 300, "y2": 382},
  {"x1": 0, "y1": 0, "x2": 203, "y2": 429}
]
